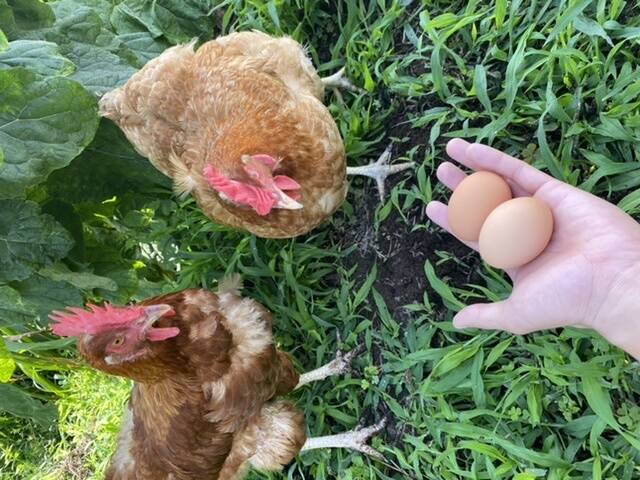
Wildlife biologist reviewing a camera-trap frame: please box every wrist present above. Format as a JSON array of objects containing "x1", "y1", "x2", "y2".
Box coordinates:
[{"x1": 594, "y1": 261, "x2": 640, "y2": 359}]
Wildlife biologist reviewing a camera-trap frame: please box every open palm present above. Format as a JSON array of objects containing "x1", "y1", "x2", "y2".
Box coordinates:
[{"x1": 427, "y1": 139, "x2": 640, "y2": 354}]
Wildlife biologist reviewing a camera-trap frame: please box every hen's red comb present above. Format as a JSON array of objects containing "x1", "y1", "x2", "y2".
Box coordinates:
[
  {"x1": 49, "y1": 304, "x2": 144, "y2": 337},
  {"x1": 203, "y1": 165, "x2": 277, "y2": 216}
]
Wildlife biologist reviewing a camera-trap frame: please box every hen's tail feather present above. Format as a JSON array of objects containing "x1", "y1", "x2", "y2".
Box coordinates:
[
  {"x1": 98, "y1": 87, "x2": 123, "y2": 120},
  {"x1": 217, "y1": 274, "x2": 243, "y2": 296},
  {"x1": 168, "y1": 150, "x2": 198, "y2": 198}
]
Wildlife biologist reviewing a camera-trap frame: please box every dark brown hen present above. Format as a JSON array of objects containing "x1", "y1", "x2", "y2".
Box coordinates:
[{"x1": 50, "y1": 277, "x2": 383, "y2": 480}]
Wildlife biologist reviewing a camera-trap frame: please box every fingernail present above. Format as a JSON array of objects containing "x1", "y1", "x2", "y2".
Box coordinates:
[
  {"x1": 448, "y1": 138, "x2": 470, "y2": 147},
  {"x1": 452, "y1": 317, "x2": 467, "y2": 329},
  {"x1": 446, "y1": 138, "x2": 470, "y2": 158}
]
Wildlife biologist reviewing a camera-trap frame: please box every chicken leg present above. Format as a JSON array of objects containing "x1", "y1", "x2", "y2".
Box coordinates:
[
  {"x1": 347, "y1": 144, "x2": 415, "y2": 201},
  {"x1": 301, "y1": 418, "x2": 386, "y2": 459},
  {"x1": 295, "y1": 349, "x2": 356, "y2": 389},
  {"x1": 321, "y1": 67, "x2": 363, "y2": 93}
]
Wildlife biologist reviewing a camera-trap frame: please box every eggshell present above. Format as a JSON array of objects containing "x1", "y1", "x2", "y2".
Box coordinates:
[
  {"x1": 447, "y1": 171, "x2": 512, "y2": 241},
  {"x1": 478, "y1": 197, "x2": 554, "y2": 269}
]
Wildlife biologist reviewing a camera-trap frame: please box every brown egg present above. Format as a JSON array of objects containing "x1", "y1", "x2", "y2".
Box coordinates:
[
  {"x1": 479, "y1": 197, "x2": 554, "y2": 269},
  {"x1": 448, "y1": 171, "x2": 512, "y2": 241}
]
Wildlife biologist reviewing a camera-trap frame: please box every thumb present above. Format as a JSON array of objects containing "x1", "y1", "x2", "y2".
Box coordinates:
[{"x1": 453, "y1": 300, "x2": 529, "y2": 335}]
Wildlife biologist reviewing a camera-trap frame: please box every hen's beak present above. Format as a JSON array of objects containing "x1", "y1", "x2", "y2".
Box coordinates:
[
  {"x1": 275, "y1": 191, "x2": 303, "y2": 210},
  {"x1": 140, "y1": 304, "x2": 175, "y2": 330}
]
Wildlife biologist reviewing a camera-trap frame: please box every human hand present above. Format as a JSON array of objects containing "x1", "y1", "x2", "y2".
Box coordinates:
[{"x1": 426, "y1": 138, "x2": 640, "y2": 359}]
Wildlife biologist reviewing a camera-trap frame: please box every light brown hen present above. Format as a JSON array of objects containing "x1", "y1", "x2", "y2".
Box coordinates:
[
  {"x1": 49, "y1": 277, "x2": 384, "y2": 480},
  {"x1": 99, "y1": 31, "x2": 413, "y2": 238}
]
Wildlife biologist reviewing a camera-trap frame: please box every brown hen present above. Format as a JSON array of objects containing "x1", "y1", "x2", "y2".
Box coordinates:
[
  {"x1": 49, "y1": 277, "x2": 384, "y2": 480},
  {"x1": 99, "y1": 31, "x2": 413, "y2": 238}
]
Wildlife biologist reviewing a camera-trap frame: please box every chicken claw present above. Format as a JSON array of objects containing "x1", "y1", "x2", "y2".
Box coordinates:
[
  {"x1": 300, "y1": 418, "x2": 387, "y2": 459},
  {"x1": 295, "y1": 348, "x2": 357, "y2": 389},
  {"x1": 347, "y1": 144, "x2": 416, "y2": 201},
  {"x1": 321, "y1": 66, "x2": 365, "y2": 93}
]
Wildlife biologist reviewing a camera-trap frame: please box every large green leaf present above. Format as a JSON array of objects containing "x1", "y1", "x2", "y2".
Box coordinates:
[
  {"x1": 117, "y1": 31, "x2": 170, "y2": 65},
  {"x1": 0, "y1": 68, "x2": 99, "y2": 197},
  {"x1": 0, "y1": 199, "x2": 73, "y2": 283},
  {"x1": 0, "y1": 383, "x2": 57, "y2": 426},
  {"x1": 0, "y1": 0, "x2": 55, "y2": 40},
  {"x1": 54, "y1": 0, "x2": 116, "y2": 24},
  {"x1": 5, "y1": 0, "x2": 170, "y2": 94},
  {"x1": 41, "y1": 199, "x2": 85, "y2": 261},
  {"x1": 14, "y1": 275, "x2": 83, "y2": 326},
  {"x1": 47, "y1": 119, "x2": 171, "y2": 203},
  {"x1": 111, "y1": 0, "x2": 216, "y2": 44},
  {"x1": 39, "y1": 263, "x2": 118, "y2": 292},
  {"x1": 0, "y1": 39, "x2": 75, "y2": 76},
  {"x1": 44, "y1": 2, "x2": 139, "y2": 94},
  {"x1": 18, "y1": 0, "x2": 168, "y2": 94},
  {"x1": 0, "y1": 285, "x2": 35, "y2": 329}
]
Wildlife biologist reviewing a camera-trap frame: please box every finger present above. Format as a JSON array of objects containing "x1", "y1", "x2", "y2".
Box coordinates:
[
  {"x1": 506, "y1": 179, "x2": 529, "y2": 198},
  {"x1": 425, "y1": 201, "x2": 479, "y2": 251},
  {"x1": 425, "y1": 201, "x2": 449, "y2": 230},
  {"x1": 438, "y1": 161, "x2": 529, "y2": 198},
  {"x1": 446, "y1": 139, "x2": 535, "y2": 197},
  {"x1": 453, "y1": 301, "x2": 531, "y2": 335},
  {"x1": 436, "y1": 162, "x2": 467, "y2": 191},
  {"x1": 446, "y1": 138, "x2": 471, "y2": 161},
  {"x1": 446, "y1": 139, "x2": 556, "y2": 195}
]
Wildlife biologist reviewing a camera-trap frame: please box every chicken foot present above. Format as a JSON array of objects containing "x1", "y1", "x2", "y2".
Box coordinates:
[
  {"x1": 300, "y1": 418, "x2": 387, "y2": 459},
  {"x1": 295, "y1": 348, "x2": 356, "y2": 389},
  {"x1": 321, "y1": 67, "x2": 363, "y2": 93},
  {"x1": 347, "y1": 144, "x2": 415, "y2": 201}
]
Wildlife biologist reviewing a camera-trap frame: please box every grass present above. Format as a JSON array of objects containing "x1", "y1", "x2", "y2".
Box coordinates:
[
  {"x1": 0, "y1": 369, "x2": 131, "y2": 480},
  {"x1": 3, "y1": 0, "x2": 640, "y2": 479}
]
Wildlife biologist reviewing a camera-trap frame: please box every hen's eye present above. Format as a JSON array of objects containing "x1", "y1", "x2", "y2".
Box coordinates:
[{"x1": 112, "y1": 337, "x2": 124, "y2": 347}]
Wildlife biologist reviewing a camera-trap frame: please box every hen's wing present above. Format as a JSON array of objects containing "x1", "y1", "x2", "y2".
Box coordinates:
[
  {"x1": 197, "y1": 287, "x2": 300, "y2": 432},
  {"x1": 145, "y1": 288, "x2": 299, "y2": 433}
]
